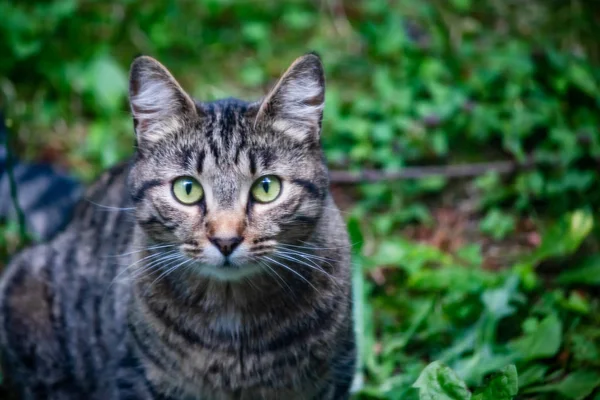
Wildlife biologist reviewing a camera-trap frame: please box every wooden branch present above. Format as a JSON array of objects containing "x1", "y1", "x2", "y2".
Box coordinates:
[{"x1": 329, "y1": 157, "x2": 536, "y2": 184}]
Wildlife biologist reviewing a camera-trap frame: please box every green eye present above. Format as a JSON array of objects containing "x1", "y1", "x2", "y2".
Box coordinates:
[
  {"x1": 251, "y1": 175, "x2": 281, "y2": 203},
  {"x1": 172, "y1": 176, "x2": 204, "y2": 205}
]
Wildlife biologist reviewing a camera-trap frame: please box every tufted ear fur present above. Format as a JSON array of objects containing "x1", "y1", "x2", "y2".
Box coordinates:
[
  {"x1": 255, "y1": 53, "x2": 325, "y2": 142},
  {"x1": 129, "y1": 56, "x2": 197, "y2": 146}
]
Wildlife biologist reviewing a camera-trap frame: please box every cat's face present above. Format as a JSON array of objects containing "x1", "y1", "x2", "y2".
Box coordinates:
[{"x1": 127, "y1": 55, "x2": 329, "y2": 281}]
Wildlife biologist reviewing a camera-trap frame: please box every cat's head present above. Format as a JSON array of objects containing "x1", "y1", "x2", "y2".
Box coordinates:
[{"x1": 127, "y1": 54, "x2": 330, "y2": 281}]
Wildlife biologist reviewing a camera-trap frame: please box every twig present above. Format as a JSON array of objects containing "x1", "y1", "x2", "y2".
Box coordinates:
[{"x1": 329, "y1": 157, "x2": 535, "y2": 184}]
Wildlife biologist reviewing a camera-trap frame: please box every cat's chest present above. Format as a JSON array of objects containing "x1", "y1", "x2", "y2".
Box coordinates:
[
  {"x1": 133, "y1": 306, "x2": 331, "y2": 398},
  {"x1": 130, "y1": 275, "x2": 339, "y2": 397},
  {"x1": 144, "y1": 359, "x2": 328, "y2": 400},
  {"x1": 208, "y1": 308, "x2": 244, "y2": 334}
]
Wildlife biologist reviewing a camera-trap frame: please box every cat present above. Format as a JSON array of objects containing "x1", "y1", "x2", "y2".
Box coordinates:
[{"x1": 0, "y1": 53, "x2": 355, "y2": 399}]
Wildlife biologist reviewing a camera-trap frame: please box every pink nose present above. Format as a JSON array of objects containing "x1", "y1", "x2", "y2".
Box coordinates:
[{"x1": 208, "y1": 236, "x2": 243, "y2": 256}]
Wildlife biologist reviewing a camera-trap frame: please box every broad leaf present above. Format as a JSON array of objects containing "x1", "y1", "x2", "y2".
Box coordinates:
[
  {"x1": 508, "y1": 314, "x2": 562, "y2": 361},
  {"x1": 525, "y1": 370, "x2": 600, "y2": 400},
  {"x1": 472, "y1": 365, "x2": 518, "y2": 400},
  {"x1": 413, "y1": 361, "x2": 472, "y2": 400}
]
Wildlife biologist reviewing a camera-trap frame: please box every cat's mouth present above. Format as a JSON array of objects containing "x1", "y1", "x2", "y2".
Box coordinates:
[
  {"x1": 196, "y1": 262, "x2": 263, "y2": 281},
  {"x1": 178, "y1": 243, "x2": 266, "y2": 281}
]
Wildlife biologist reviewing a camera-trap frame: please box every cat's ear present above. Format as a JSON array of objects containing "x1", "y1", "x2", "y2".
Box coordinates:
[
  {"x1": 129, "y1": 56, "x2": 197, "y2": 145},
  {"x1": 255, "y1": 53, "x2": 325, "y2": 142}
]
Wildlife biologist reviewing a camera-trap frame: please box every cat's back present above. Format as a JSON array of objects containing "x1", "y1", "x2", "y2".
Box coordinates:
[{"x1": 0, "y1": 161, "x2": 139, "y2": 398}]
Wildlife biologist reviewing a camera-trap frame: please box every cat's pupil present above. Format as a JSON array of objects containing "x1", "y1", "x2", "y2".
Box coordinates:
[
  {"x1": 184, "y1": 181, "x2": 192, "y2": 195},
  {"x1": 262, "y1": 178, "x2": 270, "y2": 193}
]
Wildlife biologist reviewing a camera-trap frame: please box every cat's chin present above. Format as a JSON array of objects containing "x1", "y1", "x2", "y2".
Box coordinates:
[{"x1": 194, "y1": 263, "x2": 263, "y2": 282}]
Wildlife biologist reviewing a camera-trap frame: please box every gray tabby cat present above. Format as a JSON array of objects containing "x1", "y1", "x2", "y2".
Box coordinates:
[{"x1": 0, "y1": 53, "x2": 355, "y2": 399}]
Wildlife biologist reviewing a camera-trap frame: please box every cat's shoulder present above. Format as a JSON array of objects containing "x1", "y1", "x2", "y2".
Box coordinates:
[
  {"x1": 0, "y1": 160, "x2": 132, "y2": 342},
  {"x1": 73, "y1": 160, "x2": 131, "y2": 212},
  {"x1": 62, "y1": 160, "x2": 134, "y2": 236}
]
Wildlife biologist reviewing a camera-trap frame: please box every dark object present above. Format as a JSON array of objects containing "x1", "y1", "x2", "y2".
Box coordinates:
[{"x1": 0, "y1": 113, "x2": 83, "y2": 240}]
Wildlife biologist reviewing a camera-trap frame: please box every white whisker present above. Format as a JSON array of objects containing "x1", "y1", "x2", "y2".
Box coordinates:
[
  {"x1": 251, "y1": 256, "x2": 294, "y2": 296},
  {"x1": 146, "y1": 257, "x2": 194, "y2": 291},
  {"x1": 129, "y1": 252, "x2": 183, "y2": 281},
  {"x1": 275, "y1": 251, "x2": 339, "y2": 286},
  {"x1": 277, "y1": 246, "x2": 336, "y2": 264},
  {"x1": 101, "y1": 249, "x2": 180, "y2": 304},
  {"x1": 279, "y1": 242, "x2": 350, "y2": 251},
  {"x1": 263, "y1": 256, "x2": 319, "y2": 293},
  {"x1": 86, "y1": 199, "x2": 136, "y2": 212},
  {"x1": 104, "y1": 243, "x2": 179, "y2": 258}
]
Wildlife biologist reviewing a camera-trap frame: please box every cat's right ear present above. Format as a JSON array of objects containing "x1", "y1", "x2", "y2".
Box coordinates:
[
  {"x1": 129, "y1": 56, "x2": 197, "y2": 146},
  {"x1": 254, "y1": 53, "x2": 325, "y2": 143}
]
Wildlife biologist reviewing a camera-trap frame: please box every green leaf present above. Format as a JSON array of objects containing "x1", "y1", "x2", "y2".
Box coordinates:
[
  {"x1": 481, "y1": 275, "x2": 519, "y2": 319},
  {"x1": 525, "y1": 370, "x2": 600, "y2": 400},
  {"x1": 346, "y1": 215, "x2": 364, "y2": 253},
  {"x1": 517, "y1": 364, "x2": 548, "y2": 388},
  {"x1": 563, "y1": 291, "x2": 591, "y2": 314},
  {"x1": 479, "y1": 209, "x2": 516, "y2": 240},
  {"x1": 557, "y1": 256, "x2": 600, "y2": 285},
  {"x1": 472, "y1": 365, "x2": 518, "y2": 400},
  {"x1": 384, "y1": 298, "x2": 434, "y2": 355},
  {"x1": 570, "y1": 332, "x2": 600, "y2": 365},
  {"x1": 508, "y1": 314, "x2": 562, "y2": 361},
  {"x1": 84, "y1": 54, "x2": 127, "y2": 112},
  {"x1": 371, "y1": 239, "x2": 452, "y2": 275},
  {"x1": 413, "y1": 361, "x2": 472, "y2": 400},
  {"x1": 568, "y1": 210, "x2": 594, "y2": 248},
  {"x1": 451, "y1": 347, "x2": 515, "y2": 387},
  {"x1": 568, "y1": 63, "x2": 598, "y2": 97},
  {"x1": 409, "y1": 266, "x2": 495, "y2": 292},
  {"x1": 521, "y1": 210, "x2": 594, "y2": 268}
]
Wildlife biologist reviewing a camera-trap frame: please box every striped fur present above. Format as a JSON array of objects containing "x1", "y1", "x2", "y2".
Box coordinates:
[{"x1": 0, "y1": 54, "x2": 355, "y2": 399}]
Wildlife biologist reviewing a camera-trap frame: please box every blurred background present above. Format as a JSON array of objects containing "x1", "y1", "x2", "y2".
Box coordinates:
[{"x1": 1, "y1": 0, "x2": 600, "y2": 398}]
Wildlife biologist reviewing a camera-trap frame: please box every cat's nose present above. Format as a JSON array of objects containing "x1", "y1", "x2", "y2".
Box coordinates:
[{"x1": 209, "y1": 236, "x2": 243, "y2": 257}]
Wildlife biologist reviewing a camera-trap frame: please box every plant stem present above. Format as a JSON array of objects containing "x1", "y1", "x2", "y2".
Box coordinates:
[{"x1": 3, "y1": 120, "x2": 28, "y2": 242}]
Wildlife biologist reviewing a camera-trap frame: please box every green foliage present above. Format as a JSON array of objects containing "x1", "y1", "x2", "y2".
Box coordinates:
[
  {"x1": 2, "y1": 1, "x2": 600, "y2": 399},
  {"x1": 525, "y1": 370, "x2": 600, "y2": 400},
  {"x1": 472, "y1": 365, "x2": 518, "y2": 400},
  {"x1": 557, "y1": 256, "x2": 600, "y2": 286},
  {"x1": 412, "y1": 362, "x2": 518, "y2": 400},
  {"x1": 352, "y1": 210, "x2": 600, "y2": 399},
  {"x1": 507, "y1": 314, "x2": 562, "y2": 361},
  {"x1": 413, "y1": 362, "x2": 472, "y2": 400},
  {"x1": 2, "y1": 0, "x2": 600, "y2": 213},
  {"x1": 479, "y1": 209, "x2": 516, "y2": 241}
]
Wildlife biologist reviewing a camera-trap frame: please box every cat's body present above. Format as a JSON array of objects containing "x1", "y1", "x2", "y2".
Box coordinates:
[{"x1": 0, "y1": 55, "x2": 355, "y2": 399}]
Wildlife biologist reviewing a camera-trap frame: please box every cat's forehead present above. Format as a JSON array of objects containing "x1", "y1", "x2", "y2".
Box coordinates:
[
  {"x1": 156, "y1": 99, "x2": 299, "y2": 177},
  {"x1": 193, "y1": 99, "x2": 263, "y2": 147},
  {"x1": 193, "y1": 100, "x2": 271, "y2": 165},
  {"x1": 198, "y1": 98, "x2": 253, "y2": 131},
  {"x1": 199, "y1": 97, "x2": 253, "y2": 120}
]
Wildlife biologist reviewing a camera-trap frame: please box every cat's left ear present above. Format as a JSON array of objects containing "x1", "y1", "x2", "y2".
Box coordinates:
[
  {"x1": 129, "y1": 56, "x2": 198, "y2": 146},
  {"x1": 255, "y1": 53, "x2": 325, "y2": 142}
]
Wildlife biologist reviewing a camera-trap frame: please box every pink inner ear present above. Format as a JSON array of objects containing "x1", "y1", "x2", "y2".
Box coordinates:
[
  {"x1": 254, "y1": 57, "x2": 325, "y2": 143},
  {"x1": 131, "y1": 100, "x2": 164, "y2": 129},
  {"x1": 129, "y1": 56, "x2": 198, "y2": 140},
  {"x1": 135, "y1": 117, "x2": 150, "y2": 134}
]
